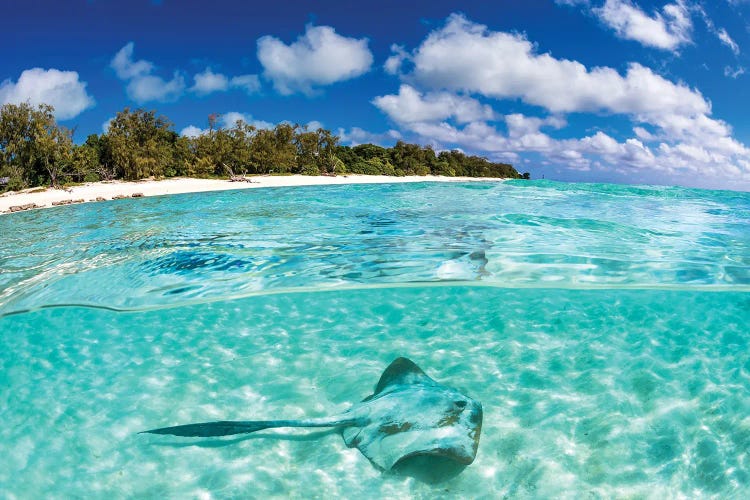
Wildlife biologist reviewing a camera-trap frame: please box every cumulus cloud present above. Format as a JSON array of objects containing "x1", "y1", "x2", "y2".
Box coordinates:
[
  {"x1": 229, "y1": 74, "x2": 261, "y2": 94},
  {"x1": 110, "y1": 42, "x2": 186, "y2": 103},
  {"x1": 179, "y1": 112, "x2": 273, "y2": 137},
  {"x1": 102, "y1": 117, "x2": 114, "y2": 133},
  {"x1": 384, "y1": 44, "x2": 409, "y2": 75},
  {"x1": 220, "y1": 111, "x2": 273, "y2": 130},
  {"x1": 190, "y1": 68, "x2": 261, "y2": 95},
  {"x1": 372, "y1": 14, "x2": 750, "y2": 188},
  {"x1": 257, "y1": 24, "x2": 373, "y2": 95},
  {"x1": 111, "y1": 42, "x2": 153, "y2": 79},
  {"x1": 405, "y1": 14, "x2": 707, "y2": 119},
  {"x1": 394, "y1": 111, "x2": 746, "y2": 183},
  {"x1": 383, "y1": 104, "x2": 750, "y2": 185},
  {"x1": 372, "y1": 84, "x2": 495, "y2": 124},
  {"x1": 391, "y1": 13, "x2": 732, "y2": 149},
  {"x1": 127, "y1": 72, "x2": 185, "y2": 103},
  {"x1": 505, "y1": 114, "x2": 566, "y2": 138},
  {"x1": 593, "y1": 0, "x2": 692, "y2": 51},
  {"x1": 0, "y1": 68, "x2": 95, "y2": 120},
  {"x1": 337, "y1": 126, "x2": 402, "y2": 146},
  {"x1": 303, "y1": 120, "x2": 325, "y2": 131},
  {"x1": 180, "y1": 125, "x2": 204, "y2": 138},
  {"x1": 190, "y1": 68, "x2": 229, "y2": 94}
]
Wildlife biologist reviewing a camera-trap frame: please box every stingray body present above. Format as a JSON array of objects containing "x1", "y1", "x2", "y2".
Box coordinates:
[{"x1": 143, "y1": 357, "x2": 483, "y2": 470}]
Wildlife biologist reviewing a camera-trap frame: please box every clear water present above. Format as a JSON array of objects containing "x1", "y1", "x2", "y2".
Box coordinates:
[{"x1": 0, "y1": 180, "x2": 748, "y2": 498}]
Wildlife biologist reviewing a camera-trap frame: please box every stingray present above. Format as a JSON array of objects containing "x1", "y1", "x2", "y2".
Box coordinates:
[{"x1": 142, "y1": 357, "x2": 483, "y2": 470}]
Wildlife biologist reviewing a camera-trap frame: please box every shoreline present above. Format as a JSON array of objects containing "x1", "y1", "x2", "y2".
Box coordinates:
[{"x1": 0, "y1": 175, "x2": 507, "y2": 214}]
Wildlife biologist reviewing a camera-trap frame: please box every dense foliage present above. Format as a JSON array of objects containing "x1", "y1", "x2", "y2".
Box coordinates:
[{"x1": 0, "y1": 103, "x2": 524, "y2": 190}]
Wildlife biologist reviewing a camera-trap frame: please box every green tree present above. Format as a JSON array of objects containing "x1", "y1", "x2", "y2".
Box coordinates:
[
  {"x1": 316, "y1": 128, "x2": 340, "y2": 174},
  {"x1": 248, "y1": 128, "x2": 275, "y2": 174},
  {"x1": 33, "y1": 118, "x2": 73, "y2": 188},
  {"x1": 293, "y1": 127, "x2": 341, "y2": 175},
  {"x1": 186, "y1": 114, "x2": 256, "y2": 177},
  {"x1": 273, "y1": 123, "x2": 297, "y2": 173},
  {"x1": 0, "y1": 102, "x2": 74, "y2": 189},
  {"x1": 105, "y1": 108, "x2": 175, "y2": 180},
  {"x1": 164, "y1": 135, "x2": 191, "y2": 177},
  {"x1": 81, "y1": 134, "x2": 117, "y2": 181},
  {"x1": 390, "y1": 141, "x2": 434, "y2": 175},
  {"x1": 294, "y1": 129, "x2": 321, "y2": 175},
  {"x1": 3, "y1": 102, "x2": 522, "y2": 188},
  {"x1": 70, "y1": 143, "x2": 100, "y2": 182},
  {"x1": 335, "y1": 145, "x2": 358, "y2": 167},
  {"x1": 352, "y1": 143, "x2": 389, "y2": 162}
]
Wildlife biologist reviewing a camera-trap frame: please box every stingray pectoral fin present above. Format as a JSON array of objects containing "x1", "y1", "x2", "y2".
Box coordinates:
[
  {"x1": 370, "y1": 357, "x2": 437, "y2": 397},
  {"x1": 141, "y1": 420, "x2": 275, "y2": 437}
]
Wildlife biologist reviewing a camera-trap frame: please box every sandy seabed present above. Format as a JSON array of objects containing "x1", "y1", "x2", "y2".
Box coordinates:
[{"x1": 0, "y1": 175, "x2": 505, "y2": 214}]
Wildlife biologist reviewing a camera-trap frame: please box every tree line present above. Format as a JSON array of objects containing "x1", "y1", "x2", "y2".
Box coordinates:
[{"x1": 0, "y1": 102, "x2": 525, "y2": 191}]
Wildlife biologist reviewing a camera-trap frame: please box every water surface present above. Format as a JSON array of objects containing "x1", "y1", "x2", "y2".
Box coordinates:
[{"x1": 1, "y1": 180, "x2": 748, "y2": 497}]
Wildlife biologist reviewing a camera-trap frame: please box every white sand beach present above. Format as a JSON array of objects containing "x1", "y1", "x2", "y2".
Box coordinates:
[{"x1": 0, "y1": 175, "x2": 505, "y2": 214}]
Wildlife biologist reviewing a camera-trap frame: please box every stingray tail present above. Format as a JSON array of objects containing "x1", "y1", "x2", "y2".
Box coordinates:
[
  {"x1": 140, "y1": 415, "x2": 360, "y2": 438},
  {"x1": 141, "y1": 420, "x2": 277, "y2": 437}
]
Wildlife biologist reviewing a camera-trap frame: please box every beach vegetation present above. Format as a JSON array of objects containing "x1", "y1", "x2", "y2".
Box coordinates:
[
  {"x1": 106, "y1": 108, "x2": 180, "y2": 180},
  {"x1": 0, "y1": 103, "x2": 522, "y2": 191},
  {"x1": 0, "y1": 102, "x2": 74, "y2": 189}
]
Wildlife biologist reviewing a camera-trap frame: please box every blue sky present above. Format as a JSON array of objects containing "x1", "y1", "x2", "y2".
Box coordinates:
[{"x1": 2, "y1": 0, "x2": 750, "y2": 190}]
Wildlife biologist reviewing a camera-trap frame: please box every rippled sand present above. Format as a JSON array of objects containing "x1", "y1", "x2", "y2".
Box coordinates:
[{"x1": 1, "y1": 287, "x2": 748, "y2": 497}]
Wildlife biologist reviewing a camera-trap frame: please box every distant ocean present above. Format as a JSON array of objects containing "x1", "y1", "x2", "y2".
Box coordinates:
[{"x1": 1, "y1": 180, "x2": 748, "y2": 497}]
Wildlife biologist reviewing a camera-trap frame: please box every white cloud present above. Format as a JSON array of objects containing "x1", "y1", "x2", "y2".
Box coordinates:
[
  {"x1": 724, "y1": 65, "x2": 746, "y2": 78},
  {"x1": 372, "y1": 84, "x2": 495, "y2": 124},
  {"x1": 229, "y1": 74, "x2": 261, "y2": 94},
  {"x1": 717, "y1": 28, "x2": 740, "y2": 55},
  {"x1": 304, "y1": 120, "x2": 324, "y2": 131},
  {"x1": 102, "y1": 117, "x2": 114, "y2": 133},
  {"x1": 126, "y1": 72, "x2": 185, "y2": 103},
  {"x1": 110, "y1": 42, "x2": 186, "y2": 103},
  {"x1": 384, "y1": 44, "x2": 409, "y2": 75},
  {"x1": 112, "y1": 44, "x2": 260, "y2": 103},
  {"x1": 191, "y1": 68, "x2": 229, "y2": 94},
  {"x1": 698, "y1": 7, "x2": 742, "y2": 56},
  {"x1": 180, "y1": 125, "x2": 204, "y2": 138},
  {"x1": 257, "y1": 24, "x2": 373, "y2": 95},
  {"x1": 111, "y1": 42, "x2": 153, "y2": 79},
  {"x1": 633, "y1": 126, "x2": 656, "y2": 141},
  {"x1": 337, "y1": 126, "x2": 402, "y2": 146},
  {"x1": 406, "y1": 15, "x2": 707, "y2": 118},
  {"x1": 190, "y1": 69, "x2": 261, "y2": 95},
  {"x1": 392, "y1": 112, "x2": 749, "y2": 183},
  {"x1": 220, "y1": 112, "x2": 273, "y2": 130},
  {"x1": 371, "y1": 14, "x2": 750, "y2": 188},
  {"x1": 505, "y1": 114, "x2": 566, "y2": 138},
  {"x1": 594, "y1": 0, "x2": 692, "y2": 51},
  {"x1": 0, "y1": 68, "x2": 95, "y2": 120},
  {"x1": 180, "y1": 112, "x2": 274, "y2": 137},
  {"x1": 381, "y1": 107, "x2": 750, "y2": 186}
]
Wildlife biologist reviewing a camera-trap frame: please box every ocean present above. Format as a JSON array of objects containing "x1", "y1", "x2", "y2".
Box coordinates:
[{"x1": 1, "y1": 180, "x2": 748, "y2": 497}]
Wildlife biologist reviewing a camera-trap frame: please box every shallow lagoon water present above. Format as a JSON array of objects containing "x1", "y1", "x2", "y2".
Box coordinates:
[{"x1": 1, "y1": 180, "x2": 749, "y2": 498}]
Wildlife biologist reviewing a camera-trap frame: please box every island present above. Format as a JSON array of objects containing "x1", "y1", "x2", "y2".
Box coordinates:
[{"x1": 0, "y1": 103, "x2": 527, "y2": 192}]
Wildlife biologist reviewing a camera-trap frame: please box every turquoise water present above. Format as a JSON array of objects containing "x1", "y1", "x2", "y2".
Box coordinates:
[{"x1": 1, "y1": 180, "x2": 749, "y2": 497}]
